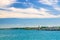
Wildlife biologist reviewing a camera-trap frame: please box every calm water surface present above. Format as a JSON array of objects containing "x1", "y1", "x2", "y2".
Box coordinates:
[{"x1": 0, "y1": 29, "x2": 60, "y2": 40}]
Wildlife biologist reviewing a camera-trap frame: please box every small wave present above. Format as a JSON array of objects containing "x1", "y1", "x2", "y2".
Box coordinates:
[{"x1": 0, "y1": 34, "x2": 18, "y2": 38}]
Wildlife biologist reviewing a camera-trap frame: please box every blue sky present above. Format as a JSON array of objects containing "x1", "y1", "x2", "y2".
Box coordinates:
[{"x1": 0, "y1": 0, "x2": 60, "y2": 27}]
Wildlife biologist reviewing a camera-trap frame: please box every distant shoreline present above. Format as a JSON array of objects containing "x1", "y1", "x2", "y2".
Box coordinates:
[{"x1": 0, "y1": 27, "x2": 60, "y2": 31}]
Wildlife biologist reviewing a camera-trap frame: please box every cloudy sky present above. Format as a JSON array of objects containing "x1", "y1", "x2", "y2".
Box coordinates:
[{"x1": 0, "y1": 0, "x2": 60, "y2": 27}]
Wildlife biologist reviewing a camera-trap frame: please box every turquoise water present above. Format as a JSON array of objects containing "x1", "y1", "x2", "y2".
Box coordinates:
[{"x1": 0, "y1": 29, "x2": 60, "y2": 40}]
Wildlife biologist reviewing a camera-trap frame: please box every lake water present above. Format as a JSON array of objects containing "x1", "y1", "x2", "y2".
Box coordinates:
[{"x1": 0, "y1": 29, "x2": 60, "y2": 40}]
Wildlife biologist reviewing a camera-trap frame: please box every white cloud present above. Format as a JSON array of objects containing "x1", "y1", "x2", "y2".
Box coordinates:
[
  {"x1": 39, "y1": 0, "x2": 58, "y2": 5},
  {"x1": 0, "y1": 0, "x2": 16, "y2": 8},
  {"x1": 39, "y1": 0, "x2": 60, "y2": 11},
  {"x1": 0, "y1": 7, "x2": 60, "y2": 18},
  {"x1": 53, "y1": 5, "x2": 60, "y2": 11}
]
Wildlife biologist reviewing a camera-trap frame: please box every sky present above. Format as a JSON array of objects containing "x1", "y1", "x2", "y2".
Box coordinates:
[{"x1": 0, "y1": 0, "x2": 60, "y2": 28}]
